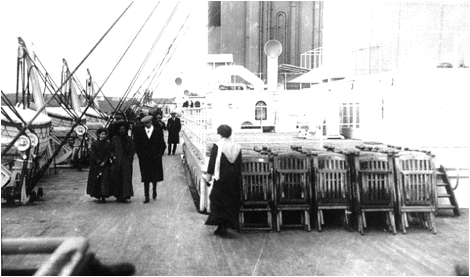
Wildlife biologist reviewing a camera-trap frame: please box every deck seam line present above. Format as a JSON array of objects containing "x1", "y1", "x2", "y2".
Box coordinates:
[{"x1": 251, "y1": 233, "x2": 267, "y2": 276}]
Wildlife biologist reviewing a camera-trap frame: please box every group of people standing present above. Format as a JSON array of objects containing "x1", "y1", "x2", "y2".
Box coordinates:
[
  {"x1": 87, "y1": 113, "x2": 244, "y2": 237},
  {"x1": 86, "y1": 110, "x2": 181, "y2": 204}
]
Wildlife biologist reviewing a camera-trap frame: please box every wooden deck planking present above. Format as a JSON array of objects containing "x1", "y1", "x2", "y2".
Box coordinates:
[{"x1": 1, "y1": 148, "x2": 468, "y2": 276}]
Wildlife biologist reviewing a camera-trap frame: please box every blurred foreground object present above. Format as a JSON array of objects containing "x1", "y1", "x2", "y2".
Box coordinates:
[{"x1": 1, "y1": 237, "x2": 135, "y2": 276}]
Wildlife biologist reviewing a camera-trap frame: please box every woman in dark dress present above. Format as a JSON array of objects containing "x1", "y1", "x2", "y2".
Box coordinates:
[
  {"x1": 205, "y1": 124, "x2": 242, "y2": 235},
  {"x1": 86, "y1": 128, "x2": 112, "y2": 202},
  {"x1": 110, "y1": 121, "x2": 135, "y2": 202}
]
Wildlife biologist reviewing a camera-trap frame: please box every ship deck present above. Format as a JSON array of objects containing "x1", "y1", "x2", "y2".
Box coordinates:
[{"x1": 1, "y1": 147, "x2": 469, "y2": 276}]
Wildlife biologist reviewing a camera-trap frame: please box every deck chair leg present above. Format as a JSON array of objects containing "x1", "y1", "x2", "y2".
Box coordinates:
[
  {"x1": 430, "y1": 212, "x2": 437, "y2": 234},
  {"x1": 420, "y1": 213, "x2": 427, "y2": 229},
  {"x1": 346, "y1": 210, "x2": 352, "y2": 231},
  {"x1": 317, "y1": 210, "x2": 322, "y2": 232},
  {"x1": 401, "y1": 213, "x2": 407, "y2": 234},
  {"x1": 422, "y1": 213, "x2": 429, "y2": 229},
  {"x1": 424, "y1": 213, "x2": 430, "y2": 231},
  {"x1": 430, "y1": 213, "x2": 435, "y2": 234},
  {"x1": 305, "y1": 211, "x2": 311, "y2": 232},
  {"x1": 362, "y1": 212, "x2": 367, "y2": 228},
  {"x1": 358, "y1": 214, "x2": 364, "y2": 235},
  {"x1": 385, "y1": 212, "x2": 391, "y2": 232},
  {"x1": 268, "y1": 211, "x2": 272, "y2": 231},
  {"x1": 389, "y1": 211, "x2": 397, "y2": 235},
  {"x1": 320, "y1": 210, "x2": 325, "y2": 225},
  {"x1": 405, "y1": 213, "x2": 409, "y2": 228},
  {"x1": 357, "y1": 212, "x2": 361, "y2": 232},
  {"x1": 425, "y1": 213, "x2": 432, "y2": 233},
  {"x1": 276, "y1": 211, "x2": 281, "y2": 232}
]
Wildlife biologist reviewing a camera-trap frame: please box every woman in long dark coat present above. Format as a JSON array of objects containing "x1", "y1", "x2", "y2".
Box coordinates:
[
  {"x1": 86, "y1": 128, "x2": 112, "y2": 202},
  {"x1": 110, "y1": 122, "x2": 135, "y2": 202},
  {"x1": 205, "y1": 124, "x2": 242, "y2": 235}
]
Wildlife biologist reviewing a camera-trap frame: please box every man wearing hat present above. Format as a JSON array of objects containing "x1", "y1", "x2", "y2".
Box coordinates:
[
  {"x1": 151, "y1": 110, "x2": 166, "y2": 134},
  {"x1": 133, "y1": 115, "x2": 166, "y2": 203},
  {"x1": 166, "y1": 111, "x2": 181, "y2": 155}
]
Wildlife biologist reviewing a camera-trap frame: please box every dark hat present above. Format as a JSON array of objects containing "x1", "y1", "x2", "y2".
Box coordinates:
[{"x1": 141, "y1": 115, "x2": 153, "y2": 123}]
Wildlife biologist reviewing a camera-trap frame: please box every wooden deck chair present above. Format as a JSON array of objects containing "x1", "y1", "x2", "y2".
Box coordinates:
[
  {"x1": 312, "y1": 152, "x2": 352, "y2": 232},
  {"x1": 354, "y1": 152, "x2": 397, "y2": 235},
  {"x1": 273, "y1": 153, "x2": 312, "y2": 232},
  {"x1": 239, "y1": 155, "x2": 274, "y2": 231},
  {"x1": 394, "y1": 152, "x2": 437, "y2": 234}
]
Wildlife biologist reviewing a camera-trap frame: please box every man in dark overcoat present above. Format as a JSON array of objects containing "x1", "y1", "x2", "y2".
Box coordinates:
[
  {"x1": 134, "y1": 115, "x2": 166, "y2": 203},
  {"x1": 166, "y1": 111, "x2": 181, "y2": 155}
]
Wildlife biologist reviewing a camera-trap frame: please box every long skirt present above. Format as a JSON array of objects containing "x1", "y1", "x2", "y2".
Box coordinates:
[{"x1": 86, "y1": 164, "x2": 110, "y2": 198}]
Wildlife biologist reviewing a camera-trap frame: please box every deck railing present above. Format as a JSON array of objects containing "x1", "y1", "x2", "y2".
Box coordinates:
[{"x1": 181, "y1": 107, "x2": 213, "y2": 160}]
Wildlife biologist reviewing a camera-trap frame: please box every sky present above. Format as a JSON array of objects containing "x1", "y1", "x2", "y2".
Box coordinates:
[{"x1": 0, "y1": 0, "x2": 207, "y2": 99}]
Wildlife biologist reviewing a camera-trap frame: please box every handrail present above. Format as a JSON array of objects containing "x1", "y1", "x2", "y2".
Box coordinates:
[
  {"x1": 440, "y1": 166, "x2": 470, "y2": 190},
  {"x1": 2, "y1": 237, "x2": 89, "y2": 276},
  {"x1": 181, "y1": 107, "x2": 213, "y2": 159}
]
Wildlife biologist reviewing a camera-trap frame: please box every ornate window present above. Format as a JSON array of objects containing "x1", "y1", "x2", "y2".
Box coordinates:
[{"x1": 255, "y1": 101, "x2": 267, "y2": 121}]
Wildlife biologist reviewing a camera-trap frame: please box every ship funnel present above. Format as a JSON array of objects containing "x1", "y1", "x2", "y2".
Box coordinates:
[{"x1": 264, "y1": 40, "x2": 282, "y2": 90}]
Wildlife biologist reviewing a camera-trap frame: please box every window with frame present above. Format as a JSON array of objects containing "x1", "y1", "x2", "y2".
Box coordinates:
[
  {"x1": 255, "y1": 101, "x2": 267, "y2": 121},
  {"x1": 339, "y1": 103, "x2": 360, "y2": 128},
  {"x1": 353, "y1": 45, "x2": 381, "y2": 76}
]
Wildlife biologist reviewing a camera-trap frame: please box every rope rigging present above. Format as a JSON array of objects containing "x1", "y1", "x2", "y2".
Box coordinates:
[
  {"x1": 64, "y1": 63, "x2": 108, "y2": 120},
  {"x1": 28, "y1": 42, "x2": 105, "y2": 120},
  {"x1": 21, "y1": 51, "x2": 82, "y2": 120},
  {"x1": 124, "y1": 4, "x2": 220, "y2": 113},
  {"x1": 109, "y1": 2, "x2": 181, "y2": 125},
  {"x1": 124, "y1": 11, "x2": 193, "y2": 112},
  {"x1": 87, "y1": 1, "x2": 162, "y2": 127},
  {"x1": 1, "y1": 91, "x2": 29, "y2": 130},
  {"x1": 146, "y1": 12, "x2": 192, "y2": 93},
  {"x1": 29, "y1": 51, "x2": 80, "y2": 119},
  {"x1": 80, "y1": 70, "x2": 107, "y2": 119},
  {"x1": 93, "y1": 80, "x2": 116, "y2": 114},
  {"x1": 1, "y1": 91, "x2": 40, "y2": 156},
  {"x1": 2, "y1": 1, "x2": 134, "y2": 157}
]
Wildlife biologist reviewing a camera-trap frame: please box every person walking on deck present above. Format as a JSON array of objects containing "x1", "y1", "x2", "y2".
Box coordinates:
[
  {"x1": 134, "y1": 115, "x2": 166, "y2": 203},
  {"x1": 166, "y1": 111, "x2": 181, "y2": 155},
  {"x1": 205, "y1": 124, "x2": 243, "y2": 235},
  {"x1": 152, "y1": 110, "x2": 166, "y2": 134},
  {"x1": 86, "y1": 128, "x2": 112, "y2": 203},
  {"x1": 110, "y1": 121, "x2": 135, "y2": 203}
]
